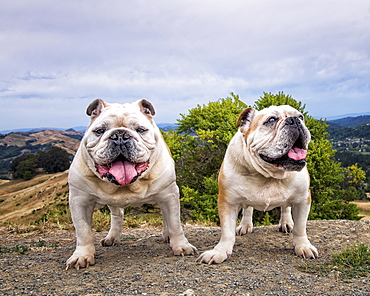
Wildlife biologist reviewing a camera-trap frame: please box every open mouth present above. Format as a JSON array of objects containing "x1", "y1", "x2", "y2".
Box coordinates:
[
  {"x1": 259, "y1": 140, "x2": 307, "y2": 171},
  {"x1": 95, "y1": 156, "x2": 149, "y2": 186}
]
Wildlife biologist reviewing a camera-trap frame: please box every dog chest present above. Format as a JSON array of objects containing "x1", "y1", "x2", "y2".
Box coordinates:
[{"x1": 243, "y1": 183, "x2": 292, "y2": 211}]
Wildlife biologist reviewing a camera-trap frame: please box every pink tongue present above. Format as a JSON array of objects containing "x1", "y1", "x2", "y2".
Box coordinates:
[
  {"x1": 288, "y1": 148, "x2": 307, "y2": 161},
  {"x1": 109, "y1": 160, "x2": 137, "y2": 186}
]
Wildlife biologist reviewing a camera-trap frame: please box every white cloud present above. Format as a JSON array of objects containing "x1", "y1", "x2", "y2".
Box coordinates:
[{"x1": 0, "y1": 0, "x2": 370, "y2": 130}]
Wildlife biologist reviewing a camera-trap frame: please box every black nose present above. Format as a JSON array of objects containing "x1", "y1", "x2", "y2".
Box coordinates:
[
  {"x1": 110, "y1": 130, "x2": 131, "y2": 141},
  {"x1": 285, "y1": 117, "x2": 301, "y2": 126}
]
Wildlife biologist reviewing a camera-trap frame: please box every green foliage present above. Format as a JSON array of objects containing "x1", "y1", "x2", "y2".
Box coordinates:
[
  {"x1": 331, "y1": 243, "x2": 370, "y2": 278},
  {"x1": 301, "y1": 243, "x2": 370, "y2": 279},
  {"x1": 181, "y1": 175, "x2": 219, "y2": 223},
  {"x1": 34, "y1": 202, "x2": 72, "y2": 225},
  {"x1": 160, "y1": 129, "x2": 186, "y2": 162},
  {"x1": 38, "y1": 146, "x2": 70, "y2": 174},
  {"x1": 177, "y1": 92, "x2": 247, "y2": 144},
  {"x1": 328, "y1": 123, "x2": 370, "y2": 140},
  {"x1": 340, "y1": 164, "x2": 367, "y2": 200},
  {"x1": 0, "y1": 240, "x2": 58, "y2": 255},
  {"x1": 10, "y1": 153, "x2": 39, "y2": 179},
  {"x1": 166, "y1": 93, "x2": 247, "y2": 222},
  {"x1": 255, "y1": 212, "x2": 273, "y2": 226},
  {"x1": 10, "y1": 146, "x2": 70, "y2": 180},
  {"x1": 253, "y1": 91, "x2": 308, "y2": 114},
  {"x1": 0, "y1": 244, "x2": 29, "y2": 254}
]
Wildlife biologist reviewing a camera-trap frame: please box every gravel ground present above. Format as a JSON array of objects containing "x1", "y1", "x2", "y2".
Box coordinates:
[{"x1": 1, "y1": 220, "x2": 369, "y2": 296}]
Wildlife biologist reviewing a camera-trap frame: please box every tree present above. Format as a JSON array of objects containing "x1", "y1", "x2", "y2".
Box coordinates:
[
  {"x1": 167, "y1": 93, "x2": 247, "y2": 222},
  {"x1": 10, "y1": 146, "x2": 71, "y2": 180},
  {"x1": 10, "y1": 154, "x2": 39, "y2": 180},
  {"x1": 339, "y1": 164, "x2": 367, "y2": 201},
  {"x1": 38, "y1": 146, "x2": 70, "y2": 174}
]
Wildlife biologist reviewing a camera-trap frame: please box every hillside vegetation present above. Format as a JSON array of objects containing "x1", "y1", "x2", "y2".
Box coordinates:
[
  {"x1": 0, "y1": 129, "x2": 82, "y2": 179},
  {"x1": 327, "y1": 117, "x2": 370, "y2": 185},
  {"x1": 0, "y1": 171, "x2": 69, "y2": 225}
]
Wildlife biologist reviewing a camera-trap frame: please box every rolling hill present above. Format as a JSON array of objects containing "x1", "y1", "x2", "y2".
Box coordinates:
[
  {"x1": 327, "y1": 115, "x2": 370, "y2": 128},
  {"x1": 0, "y1": 171, "x2": 69, "y2": 224},
  {"x1": 0, "y1": 129, "x2": 83, "y2": 178}
]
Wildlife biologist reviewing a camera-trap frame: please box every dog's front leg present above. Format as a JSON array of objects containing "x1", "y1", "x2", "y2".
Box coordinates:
[
  {"x1": 197, "y1": 202, "x2": 239, "y2": 264},
  {"x1": 66, "y1": 190, "x2": 96, "y2": 270},
  {"x1": 158, "y1": 183, "x2": 198, "y2": 256},
  {"x1": 101, "y1": 206, "x2": 124, "y2": 246},
  {"x1": 291, "y1": 201, "x2": 318, "y2": 259}
]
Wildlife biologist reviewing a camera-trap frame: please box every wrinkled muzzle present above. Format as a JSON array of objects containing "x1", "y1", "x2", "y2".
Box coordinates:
[
  {"x1": 259, "y1": 116, "x2": 310, "y2": 171},
  {"x1": 94, "y1": 129, "x2": 150, "y2": 186}
]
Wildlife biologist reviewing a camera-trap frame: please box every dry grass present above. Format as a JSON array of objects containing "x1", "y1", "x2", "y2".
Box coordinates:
[
  {"x1": 0, "y1": 173, "x2": 168, "y2": 232},
  {"x1": 0, "y1": 172, "x2": 70, "y2": 225},
  {"x1": 351, "y1": 200, "x2": 370, "y2": 220}
]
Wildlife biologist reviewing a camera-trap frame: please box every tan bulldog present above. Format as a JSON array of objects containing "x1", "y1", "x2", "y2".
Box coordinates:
[{"x1": 197, "y1": 105, "x2": 318, "y2": 264}]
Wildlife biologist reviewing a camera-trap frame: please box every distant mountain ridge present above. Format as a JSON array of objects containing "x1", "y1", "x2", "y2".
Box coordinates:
[
  {"x1": 0, "y1": 123, "x2": 177, "y2": 135},
  {"x1": 323, "y1": 111, "x2": 370, "y2": 121},
  {"x1": 327, "y1": 115, "x2": 370, "y2": 128},
  {"x1": 0, "y1": 126, "x2": 86, "y2": 134},
  {"x1": 2, "y1": 111, "x2": 370, "y2": 135}
]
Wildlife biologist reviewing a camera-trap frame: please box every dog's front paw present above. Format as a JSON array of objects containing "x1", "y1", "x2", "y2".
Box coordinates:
[
  {"x1": 294, "y1": 243, "x2": 318, "y2": 259},
  {"x1": 196, "y1": 249, "x2": 230, "y2": 264},
  {"x1": 236, "y1": 224, "x2": 253, "y2": 236},
  {"x1": 172, "y1": 242, "x2": 198, "y2": 256},
  {"x1": 66, "y1": 252, "x2": 95, "y2": 270}
]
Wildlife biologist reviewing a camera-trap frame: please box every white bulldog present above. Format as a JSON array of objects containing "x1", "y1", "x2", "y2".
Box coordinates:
[
  {"x1": 197, "y1": 105, "x2": 318, "y2": 264},
  {"x1": 66, "y1": 99, "x2": 197, "y2": 270}
]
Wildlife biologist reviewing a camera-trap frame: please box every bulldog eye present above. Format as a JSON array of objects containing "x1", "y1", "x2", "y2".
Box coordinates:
[
  {"x1": 94, "y1": 128, "x2": 106, "y2": 136},
  {"x1": 265, "y1": 117, "x2": 278, "y2": 124},
  {"x1": 298, "y1": 115, "x2": 304, "y2": 121},
  {"x1": 136, "y1": 127, "x2": 147, "y2": 134}
]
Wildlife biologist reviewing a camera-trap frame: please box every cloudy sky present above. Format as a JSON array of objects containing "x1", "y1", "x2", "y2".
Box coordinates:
[{"x1": 1, "y1": 0, "x2": 370, "y2": 131}]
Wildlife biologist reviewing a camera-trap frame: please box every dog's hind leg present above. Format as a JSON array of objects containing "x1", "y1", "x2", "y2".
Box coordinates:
[
  {"x1": 101, "y1": 206, "x2": 124, "y2": 247},
  {"x1": 236, "y1": 206, "x2": 254, "y2": 235},
  {"x1": 279, "y1": 206, "x2": 294, "y2": 233}
]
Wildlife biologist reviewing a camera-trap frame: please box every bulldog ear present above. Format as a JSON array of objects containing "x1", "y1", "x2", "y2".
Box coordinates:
[
  {"x1": 86, "y1": 99, "x2": 108, "y2": 120},
  {"x1": 237, "y1": 107, "x2": 256, "y2": 131},
  {"x1": 139, "y1": 99, "x2": 156, "y2": 117}
]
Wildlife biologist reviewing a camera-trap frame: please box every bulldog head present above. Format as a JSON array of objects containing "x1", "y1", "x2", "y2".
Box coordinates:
[
  {"x1": 236, "y1": 105, "x2": 311, "y2": 178},
  {"x1": 83, "y1": 99, "x2": 158, "y2": 186}
]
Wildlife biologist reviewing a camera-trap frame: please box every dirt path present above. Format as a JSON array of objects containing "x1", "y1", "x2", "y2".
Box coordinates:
[{"x1": 1, "y1": 220, "x2": 369, "y2": 295}]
